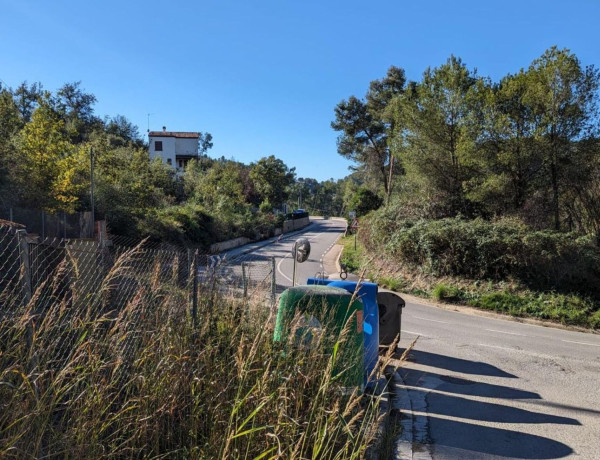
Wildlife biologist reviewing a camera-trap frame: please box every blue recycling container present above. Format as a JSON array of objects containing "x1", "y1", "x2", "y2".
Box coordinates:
[{"x1": 307, "y1": 278, "x2": 379, "y2": 381}]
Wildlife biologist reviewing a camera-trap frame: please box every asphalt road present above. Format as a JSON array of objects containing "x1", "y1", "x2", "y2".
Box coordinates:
[
  {"x1": 397, "y1": 298, "x2": 600, "y2": 459},
  {"x1": 265, "y1": 217, "x2": 346, "y2": 289},
  {"x1": 233, "y1": 220, "x2": 600, "y2": 459}
]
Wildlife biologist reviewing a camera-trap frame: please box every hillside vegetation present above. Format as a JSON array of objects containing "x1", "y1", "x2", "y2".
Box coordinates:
[{"x1": 332, "y1": 47, "x2": 600, "y2": 328}]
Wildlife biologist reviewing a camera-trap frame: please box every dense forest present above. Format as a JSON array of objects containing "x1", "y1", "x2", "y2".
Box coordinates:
[{"x1": 0, "y1": 81, "x2": 371, "y2": 246}]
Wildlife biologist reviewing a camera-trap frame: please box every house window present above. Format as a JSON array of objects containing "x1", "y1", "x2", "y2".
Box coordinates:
[
  {"x1": 178, "y1": 159, "x2": 184, "y2": 169},
  {"x1": 155, "y1": 141, "x2": 163, "y2": 151}
]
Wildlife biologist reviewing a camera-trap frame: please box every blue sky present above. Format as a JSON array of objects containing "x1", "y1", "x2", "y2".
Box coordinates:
[{"x1": 2, "y1": 0, "x2": 599, "y2": 181}]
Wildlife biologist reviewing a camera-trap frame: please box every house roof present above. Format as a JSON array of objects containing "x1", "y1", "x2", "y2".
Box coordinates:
[{"x1": 148, "y1": 131, "x2": 200, "y2": 139}]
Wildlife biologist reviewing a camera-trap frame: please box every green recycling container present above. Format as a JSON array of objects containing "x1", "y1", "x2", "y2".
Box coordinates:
[{"x1": 273, "y1": 285, "x2": 364, "y2": 388}]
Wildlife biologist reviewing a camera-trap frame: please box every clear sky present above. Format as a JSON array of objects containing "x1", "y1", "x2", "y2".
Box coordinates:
[{"x1": 2, "y1": 0, "x2": 599, "y2": 181}]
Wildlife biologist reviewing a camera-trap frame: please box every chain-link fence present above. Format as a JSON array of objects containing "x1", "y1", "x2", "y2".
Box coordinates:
[
  {"x1": 0, "y1": 206, "x2": 93, "y2": 239},
  {"x1": 0, "y1": 222, "x2": 277, "y2": 329}
]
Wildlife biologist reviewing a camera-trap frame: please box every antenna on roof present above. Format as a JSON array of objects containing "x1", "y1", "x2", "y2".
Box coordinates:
[{"x1": 147, "y1": 113, "x2": 152, "y2": 133}]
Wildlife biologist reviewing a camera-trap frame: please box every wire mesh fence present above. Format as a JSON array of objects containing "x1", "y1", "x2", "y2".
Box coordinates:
[{"x1": 0, "y1": 222, "x2": 277, "y2": 331}]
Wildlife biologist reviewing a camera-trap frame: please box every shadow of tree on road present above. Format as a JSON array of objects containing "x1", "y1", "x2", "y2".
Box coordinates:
[
  {"x1": 423, "y1": 416, "x2": 573, "y2": 459},
  {"x1": 400, "y1": 349, "x2": 517, "y2": 377}
]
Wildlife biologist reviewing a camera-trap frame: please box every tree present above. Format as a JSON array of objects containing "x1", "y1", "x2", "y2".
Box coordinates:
[
  {"x1": 524, "y1": 47, "x2": 599, "y2": 230},
  {"x1": 249, "y1": 155, "x2": 295, "y2": 208},
  {"x1": 198, "y1": 132, "x2": 213, "y2": 155},
  {"x1": 13, "y1": 81, "x2": 43, "y2": 124},
  {"x1": 461, "y1": 72, "x2": 542, "y2": 216},
  {"x1": 348, "y1": 187, "x2": 383, "y2": 216},
  {"x1": 55, "y1": 81, "x2": 101, "y2": 143},
  {"x1": 397, "y1": 56, "x2": 479, "y2": 216},
  {"x1": 16, "y1": 98, "x2": 79, "y2": 212},
  {"x1": 0, "y1": 87, "x2": 20, "y2": 199},
  {"x1": 105, "y1": 114, "x2": 143, "y2": 147},
  {"x1": 186, "y1": 159, "x2": 247, "y2": 214},
  {"x1": 332, "y1": 66, "x2": 405, "y2": 200}
]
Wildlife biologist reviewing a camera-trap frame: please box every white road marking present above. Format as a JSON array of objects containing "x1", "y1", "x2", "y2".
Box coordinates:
[
  {"x1": 477, "y1": 343, "x2": 517, "y2": 352},
  {"x1": 561, "y1": 340, "x2": 600, "y2": 347},
  {"x1": 412, "y1": 316, "x2": 450, "y2": 324},
  {"x1": 484, "y1": 328, "x2": 529, "y2": 337},
  {"x1": 276, "y1": 255, "x2": 293, "y2": 282},
  {"x1": 402, "y1": 330, "x2": 430, "y2": 337}
]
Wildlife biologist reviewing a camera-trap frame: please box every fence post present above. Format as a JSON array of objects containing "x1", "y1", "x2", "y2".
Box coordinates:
[
  {"x1": 270, "y1": 256, "x2": 276, "y2": 310},
  {"x1": 192, "y1": 249, "x2": 198, "y2": 327},
  {"x1": 16, "y1": 229, "x2": 32, "y2": 304},
  {"x1": 241, "y1": 262, "x2": 248, "y2": 299}
]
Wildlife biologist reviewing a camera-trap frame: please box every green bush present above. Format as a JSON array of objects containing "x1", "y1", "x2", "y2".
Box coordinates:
[
  {"x1": 469, "y1": 292, "x2": 598, "y2": 327},
  {"x1": 431, "y1": 284, "x2": 463, "y2": 302},
  {"x1": 362, "y1": 213, "x2": 600, "y2": 297}
]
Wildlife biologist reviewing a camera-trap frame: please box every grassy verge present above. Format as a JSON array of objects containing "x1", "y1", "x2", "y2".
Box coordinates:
[
  {"x1": 339, "y1": 233, "x2": 367, "y2": 273},
  {"x1": 341, "y1": 237, "x2": 600, "y2": 329},
  {"x1": 0, "y1": 245, "x2": 385, "y2": 459}
]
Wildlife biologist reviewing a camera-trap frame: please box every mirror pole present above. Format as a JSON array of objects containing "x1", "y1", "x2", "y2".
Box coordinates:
[{"x1": 292, "y1": 241, "x2": 298, "y2": 286}]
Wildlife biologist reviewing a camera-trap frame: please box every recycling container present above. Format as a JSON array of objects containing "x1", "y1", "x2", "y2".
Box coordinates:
[
  {"x1": 274, "y1": 285, "x2": 364, "y2": 388},
  {"x1": 307, "y1": 278, "x2": 379, "y2": 381}
]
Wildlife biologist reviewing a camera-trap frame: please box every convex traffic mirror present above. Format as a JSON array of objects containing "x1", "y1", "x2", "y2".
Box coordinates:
[{"x1": 292, "y1": 238, "x2": 311, "y2": 263}]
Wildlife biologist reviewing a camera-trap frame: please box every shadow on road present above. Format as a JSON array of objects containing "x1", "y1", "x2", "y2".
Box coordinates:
[
  {"x1": 424, "y1": 416, "x2": 574, "y2": 459},
  {"x1": 407, "y1": 386, "x2": 580, "y2": 425},
  {"x1": 400, "y1": 349, "x2": 517, "y2": 378},
  {"x1": 400, "y1": 369, "x2": 541, "y2": 400}
]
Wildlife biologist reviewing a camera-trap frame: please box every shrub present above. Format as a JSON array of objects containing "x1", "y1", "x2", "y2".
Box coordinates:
[
  {"x1": 431, "y1": 284, "x2": 463, "y2": 302},
  {"x1": 362, "y1": 213, "x2": 600, "y2": 297}
]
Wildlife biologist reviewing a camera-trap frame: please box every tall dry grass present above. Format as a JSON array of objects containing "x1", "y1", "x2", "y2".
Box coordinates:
[{"x1": 0, "y1": 243, "x2": 386, "y2": 459}]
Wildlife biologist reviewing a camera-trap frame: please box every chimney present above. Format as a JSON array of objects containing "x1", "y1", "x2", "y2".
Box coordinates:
[{"x1": 162, "y1": 126, "x2": 166, "y2": 132}]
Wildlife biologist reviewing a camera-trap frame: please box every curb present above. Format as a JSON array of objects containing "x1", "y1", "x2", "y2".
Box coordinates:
[
  {"x1": 364, "y1": 377, "x2": 390, "y2": 460},
  {"x1": 392, "y1": 371, "x2": 414, "y2": 459}
]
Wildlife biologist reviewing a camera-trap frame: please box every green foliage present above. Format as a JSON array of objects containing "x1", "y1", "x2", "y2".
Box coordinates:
[
  {"x1": 364, "y1": 211, "x2": 600, "y2": 296},
  {"x1": 339, "y1": 234, "x2": 365, "y2": 273},
  {"x1": 331, "y1": 66, "x2": 405, "y2": 197},
  {"x1": 249, "y1": 155, "x2": 295, "y2": 208},
  {"x1": 15, "y1": 98, "x2": 80, "y2": 212},
  {"x1": 395, "y1": 55, "x2": 480, "y2": 216},
  {"x1": 431, "y1": 284, "x2": 463, "y2": 302},
  {"x1": 376, "y1": 276, "x2": 406, "y2": 292},
  {"x1": 348, "y1": 187, "x2": 383, "y2": 216},
  {"x1": 469, "y1": 292, "x2": 598, "y2": 327},
  {"x1": 140, "y1": 202, "x2": 216, "y2": 247}
]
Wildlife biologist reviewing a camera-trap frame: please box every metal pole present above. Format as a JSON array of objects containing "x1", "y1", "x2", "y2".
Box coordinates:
[
  {"x1": 90, "y1": 147, "x2": 95, "y2": 237},
  {"x1": 292, "y1": 241, "x2": 298, "y2": 286},
  {"x1": 17, "y1": 229, "x2": 32, "y2": 304},
  {"x1": 270, "y1": 256, "x2": 276, "y2": 309},
  {"x1": 241, "y1": 262, "x2": 248, "y2": 299}
]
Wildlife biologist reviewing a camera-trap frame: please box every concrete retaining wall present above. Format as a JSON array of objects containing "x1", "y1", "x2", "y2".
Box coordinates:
[
  {"x1": 210, "y1": 236, "x2": 251, "y2": 253},
  {"x1": 283, "y1": 217, "x2": 310, "y2": 233}
]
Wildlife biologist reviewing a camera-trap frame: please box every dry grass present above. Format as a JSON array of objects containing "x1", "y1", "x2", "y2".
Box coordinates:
[{"x1": 0, "y1": 241, "x2": 386, "y2": 459}]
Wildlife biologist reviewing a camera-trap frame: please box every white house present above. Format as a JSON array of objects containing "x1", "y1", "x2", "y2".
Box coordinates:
[{"x1": 148, "y1": 127, "x2": 200, "y2": 171}]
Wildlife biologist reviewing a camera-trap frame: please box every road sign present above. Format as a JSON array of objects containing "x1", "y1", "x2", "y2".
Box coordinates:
[{"x1": 350, "y1": 218, "x2": 359, "y2": 229}]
